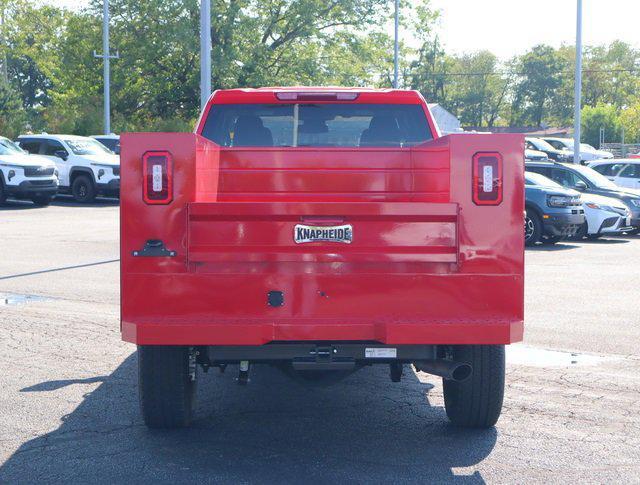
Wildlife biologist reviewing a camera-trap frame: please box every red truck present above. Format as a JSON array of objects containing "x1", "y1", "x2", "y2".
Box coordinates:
[{"x1": 121, "y1": 87, "x2": 524, "y2": 429}]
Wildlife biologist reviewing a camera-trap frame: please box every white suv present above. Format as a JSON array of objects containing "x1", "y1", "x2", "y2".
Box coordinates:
[
  {"x1": 0, "y1": 136, "x2": 58, "y2": 206},
  {"x1": 589, "y1": 159, "x2": 640, "y2": 190},
  {"x1": 16, "y1": 134, "x2": 120, "y2": 203}
]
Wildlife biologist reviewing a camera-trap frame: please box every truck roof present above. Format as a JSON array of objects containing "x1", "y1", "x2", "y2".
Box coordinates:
[{"x1": 208, "y1": 87, "x2": 425, "y2": 105}]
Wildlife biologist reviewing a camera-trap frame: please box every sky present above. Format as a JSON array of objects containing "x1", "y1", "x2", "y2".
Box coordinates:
[
  {"x1": 427, "y1": 0, "x2": 640, "y2": 59},
  {"x1": 50, "y1": 0, "x2": 640, "y2": 60}
]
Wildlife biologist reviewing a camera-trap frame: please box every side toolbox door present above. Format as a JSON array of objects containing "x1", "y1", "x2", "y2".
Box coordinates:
[{"x1": 42, "y1": 140, "x2": 71, "y2": 187}]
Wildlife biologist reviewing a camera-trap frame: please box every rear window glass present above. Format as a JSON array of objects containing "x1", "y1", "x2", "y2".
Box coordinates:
[{"x1": 201, "y1": 103, "x2": 433, "y2": 148}]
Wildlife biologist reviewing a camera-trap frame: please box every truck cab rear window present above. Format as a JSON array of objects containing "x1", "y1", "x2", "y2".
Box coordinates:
[{"x1": 201, "y1": 104, "x2": 433, "y2": 148}]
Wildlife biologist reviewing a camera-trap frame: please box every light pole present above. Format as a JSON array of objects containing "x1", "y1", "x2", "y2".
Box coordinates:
[
  {"x1": 94, "y1": 0, "x2": 119, "y2": 135},
  {"x1": 200, "y1": 0, "x2": 211, "y2": 110},
  {"x1": 573, "y1": 0, "x2": 583, "y2": 164},
  {"x1": 393, "y1": 0, "x2": 399, "y2": 88}
]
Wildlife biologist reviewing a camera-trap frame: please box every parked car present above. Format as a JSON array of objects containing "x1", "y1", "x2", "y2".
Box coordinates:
[
  {"x1": 524, "y1": 171, "x2": 584, "y2": 246},
  {"x1": 525, "y1": 137, "x2": 574, "y2": 162},
  {"x1": 575, "y1": 192, "x2": 633, "y2": 239},
  {"x1": 589, "y1": 159, "x2": 640, "y2": 190},
  {"x1": 580, "y1": 143, "x2": 614, "y2": 160},
  {"x1": 16, "y1": 134, "x2": 120, "y2": 203},
  {"x1": 0, "y1": 136, "x2": 58, "y2": 206},
  {"x1": 525, "y1": 159, "x2": 640, "y2": 234},
  {"x1": 92, "y1": 134, "x2": 120, "y2": 154},
  {"x1": 540, "y1": 137, "x2": 613, "y2": 163},
  {"x1": 525, "y1": 148, "x2": 549, "y2": 161}
]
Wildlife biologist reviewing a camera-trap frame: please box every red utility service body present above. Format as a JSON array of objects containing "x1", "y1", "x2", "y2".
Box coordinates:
[{"x1": 120, "y1": 88, "x2": 524, "y2": 348}]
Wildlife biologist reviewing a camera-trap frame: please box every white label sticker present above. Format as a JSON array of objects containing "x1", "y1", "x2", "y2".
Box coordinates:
[
  {"x1": 365, "y1": 348, "x2": 397, "y2": 359},
  {"x1": 152, "y1": 164, "x2": 163, "y2": 192},
  {"x1": 482, "y1": 165, "x2": 493, "y2": 192}
]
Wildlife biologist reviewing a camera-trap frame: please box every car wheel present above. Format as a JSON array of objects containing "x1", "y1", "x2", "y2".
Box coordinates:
[
  {"x1": 71, "y1": 174, "x2": 96, "y2": 203},
  {"x1": 571, "y1": 222, "x2": 588, "y2": 240},
  {"x1": 524, "y1": 210, "x2": 542, "y2": 246},
  {"x1": 443, "y1": 345, "x2": 505, "y2": 428},
  {"x1": 31, "y1": 195, "x2": 53, "y2": 207},
  {"x1": 138, "y1": 345, "x2": 197, "y2": 428},
  {"x1": 0, "y1": 181, "x2": 6, "y2": 205},
  {"x1": 586, "y1": 234, "x2": 602, "y2": 240}
]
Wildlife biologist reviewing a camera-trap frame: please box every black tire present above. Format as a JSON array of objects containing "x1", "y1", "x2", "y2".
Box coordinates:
[
  {"x1": 71, "y1": 174, "x2": 96, "y2": 203},
  {"x1": 524, "y1": 209, "x2": 542, "y2": 246},
  {"x1": 138, "y1": 345, "x2": 196, "y2": 429},
  {"x1": 586, "y1": 233, "x2": 602, "y2": 240},
  {"x1": 443, "y1": 345, "x2": 505, "y2": 429},
  {"x1": 570, "y1": 222, "x2": 588, "y2": 240},
  {"x1": 31, "y1": 195, "x2": 53, "y2": 207},
  {"x1": 0, "y1": 180, "x2": 6, "y2": 205}
]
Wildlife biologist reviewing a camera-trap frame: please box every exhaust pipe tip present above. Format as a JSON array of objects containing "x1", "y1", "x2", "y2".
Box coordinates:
[{"x1": 450, "y1": 363, "x2": 472, "y2": 382}]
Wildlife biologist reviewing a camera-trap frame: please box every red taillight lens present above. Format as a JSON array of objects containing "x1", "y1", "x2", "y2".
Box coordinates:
[
  {"x1": 142, "y1": 151, "x2": 173, "y2": 204},
  {"x1": 472, "y1": 152, "x2": 503, "y2": 205}
]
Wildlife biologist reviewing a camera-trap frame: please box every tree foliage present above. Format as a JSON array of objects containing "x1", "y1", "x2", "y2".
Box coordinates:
[{"x1": 0, "y1": 0, "x2": 638, "y2": 143}]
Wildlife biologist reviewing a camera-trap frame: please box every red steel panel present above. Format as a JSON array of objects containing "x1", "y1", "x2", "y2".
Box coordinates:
[{"x1": 121, "y1": 98, "x2": 524, "y2": 347}]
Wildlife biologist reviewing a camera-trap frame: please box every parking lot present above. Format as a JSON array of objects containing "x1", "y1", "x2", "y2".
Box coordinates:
[{"x1": 0, "y1": 199, "x2": 639, "y2": 483}]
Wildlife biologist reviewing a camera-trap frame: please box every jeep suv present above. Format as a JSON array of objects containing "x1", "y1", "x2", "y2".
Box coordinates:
[{"x1": 16, "y1": 134, "x2": 120, "y2": 203}]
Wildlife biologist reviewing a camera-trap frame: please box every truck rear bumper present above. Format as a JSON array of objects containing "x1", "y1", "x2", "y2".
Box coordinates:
[{"x1": 122, "y1": 319, "x2": 523, "y2": 346}]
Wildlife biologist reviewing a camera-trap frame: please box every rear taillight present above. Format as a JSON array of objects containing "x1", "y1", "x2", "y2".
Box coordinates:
[
  {"x1": 472, "y1": 152, "x2": 503, "y2": 206},
  {"x1": 142, "y1": 151, "x2": 173, "y2": 204}
]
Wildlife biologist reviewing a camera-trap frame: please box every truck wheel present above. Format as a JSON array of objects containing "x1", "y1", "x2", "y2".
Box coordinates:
[
  {"x1": 31, "y1": 195, "x2": 53, "y2": 207},
  {"x1": 443, "y1": 345, "x2": 505, "y2": 428},
  {"x1": 524, "y1": 210, "x2": 542, "y2": 246},
  {"x1": 71, "y1": 174, "x2": 96, "y2": 203},
  {"x1": 138, "y1": 345, "x2": 197, "y2": 428}
]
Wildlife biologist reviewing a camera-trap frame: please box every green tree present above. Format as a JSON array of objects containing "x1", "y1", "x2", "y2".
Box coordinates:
[
  {"x1": 581, "y1": 104, "x2": 622, "y2": 146},
  {"x1": 509, "y1": 45, "x2": 567, "y2": 126},
  {"x1": 0, "y1": 78, "x2": 26, "y2": 137}
]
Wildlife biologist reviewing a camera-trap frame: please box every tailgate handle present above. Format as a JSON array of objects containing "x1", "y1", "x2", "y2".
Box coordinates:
[{"x1": 300, "y1": 216, "x2": 345, "y2": 225}]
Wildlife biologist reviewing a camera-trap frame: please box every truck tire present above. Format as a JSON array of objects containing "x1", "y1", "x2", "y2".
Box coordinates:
[
  {"x1": 571, "y1": 222, "x2": 588, "y2": 240},
  {"x1": 524, "y1": 210, "x2": 542, "y2": 246},
  {"x1": 71, "y1": 174, "x2": 96, "y2": 203},
  {"x1": 443, "y1": 345, "x2": 505, "y2": 428},
  {"x1": 138, "y1": 345, "x2": 196, "y2": 428},
  {"x1": 31, "y1": 195, "x2": 53, "y2": 207}
]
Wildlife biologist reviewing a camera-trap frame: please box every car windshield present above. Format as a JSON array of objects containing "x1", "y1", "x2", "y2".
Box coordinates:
[
  {"x1": 525, "y1": 171, "x2": 562, "y2": 188},
  {"x1": 570, "y1": 164, "x2": 618, "y2": 189},
  {"x1": 64, "y1": 138, "x2": 113, "y2": 155},
  {"x1": 0, "y1": 137, "x2": 26, "y2": 155},
  {"x1": 202, "y1": 103, "x2": 433, "y2": 147},
  {"x1": 527, "y1": 138, "x2": 556, "y2": 152}
]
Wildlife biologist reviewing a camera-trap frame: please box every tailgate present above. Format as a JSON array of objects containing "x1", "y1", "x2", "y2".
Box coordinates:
[{"x1": 188, "y1": 201, "x2": 458, "y2": 264}]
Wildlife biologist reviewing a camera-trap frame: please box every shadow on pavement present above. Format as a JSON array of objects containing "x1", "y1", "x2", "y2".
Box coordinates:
[
  {"x1": 51, "y1": 196, "x2": 119, "y2": 208},
  {"x1": 0, "y1": 353, "x2": 497, "y2": 483},
  {"x1": 0, "y1": 200, "x2": 41, "y2": 211},
  {"x1": 526, "y1": 242, "x2": 580, "y2": 251}
]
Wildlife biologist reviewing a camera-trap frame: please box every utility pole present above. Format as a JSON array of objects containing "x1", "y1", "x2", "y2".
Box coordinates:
[
  {"x1": 94, "y1": 0, "x2": 119, "y2": 135},
  {"x1": 393, "y1": 0, "x2": 399, "y2": 88},
  {"x1": 200, "y1": 0, "x2": 211, "y2": 110},
  {"x1": 573, "y1": 0, "x2": 583, "y2": 164}
]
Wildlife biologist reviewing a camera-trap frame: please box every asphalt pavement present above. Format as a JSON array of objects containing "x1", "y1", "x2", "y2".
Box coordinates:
[{"x1": 0, "y1": 199, "x2": 639, "y2": 483}]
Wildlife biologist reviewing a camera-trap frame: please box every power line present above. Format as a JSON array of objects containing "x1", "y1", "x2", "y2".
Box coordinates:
[{"x1": 425, "y1": 68, "x2": 640, "y2": 77}]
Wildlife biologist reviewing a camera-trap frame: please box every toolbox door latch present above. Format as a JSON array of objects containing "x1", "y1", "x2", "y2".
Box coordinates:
[{"x1": 132, "y1": 239, "x2": 177, "y2": 257}]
